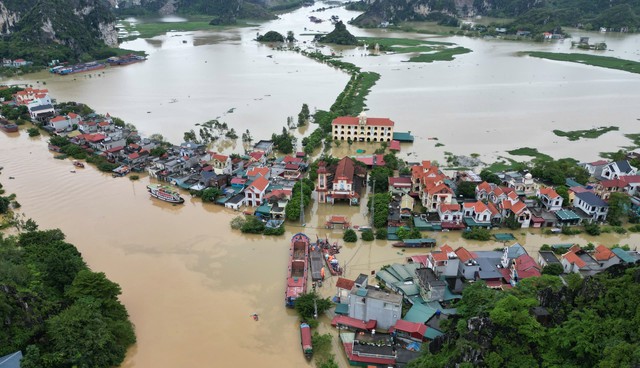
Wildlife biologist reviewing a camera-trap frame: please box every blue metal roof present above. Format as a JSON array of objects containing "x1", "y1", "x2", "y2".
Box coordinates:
[
  {"x1": 575, "y1": 191, "x2": 608, "y2": 207},
  {"x1": 0, "y1": 351, "x2": 23, "y2": 368}
]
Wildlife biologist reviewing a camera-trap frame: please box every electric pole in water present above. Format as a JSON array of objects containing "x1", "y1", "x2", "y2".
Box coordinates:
[
  {"x1": 300, "y1": 181, "x2": 305, "y2": 226},
  {"x1": 370, "y1": 179, "x2": 375, "y2": 228}
]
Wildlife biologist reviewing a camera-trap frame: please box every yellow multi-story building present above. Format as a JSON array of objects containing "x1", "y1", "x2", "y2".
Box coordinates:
[{"x1": 331, "y1": 112, "x2": 394, "y2": 142}]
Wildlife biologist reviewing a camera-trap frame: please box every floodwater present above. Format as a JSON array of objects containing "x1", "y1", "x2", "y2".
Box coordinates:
[
  {"x1": 4, "y1": 2, "x2": 640, "y2": 164},
  {"x1": 2, "y1": 131, "x2": 639, "y2": 367},
  {"x1": 3, "y1": 1, "x2": 640, "y2": 366}
]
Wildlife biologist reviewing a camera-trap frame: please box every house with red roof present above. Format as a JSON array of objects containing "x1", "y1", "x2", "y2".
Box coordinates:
[
  {"x1": 248, "y1": 151, "x2": 266, "y2": 165},
  {"x1": 592, "y1": 244, "x2": 620, "y2": 269},
  {"x1": 388, "y1": 176, "x2": 412, "y2": 195},
  {"x1": 316, "y1": 157, "x2": 365, "y2": 205},
  {"x1": 437, "y1": 203, "x2": 462, "y2": 223},
  {"x1": 501, "y1": 254, "x2": 541, "y2": 286},
  {"x1": 560, "y1": 245, "x2": 594, "y2": 274},
  {"x1": 462, "y1": 201, "x2": 493, "y2": 227},
  {"x1": 331, "y1": 111, "x2": 394, "y2": 143},
  {"x1": 426, "y1": 245, "x2": 460, "y2": 277},
  {"x1": 49, "y1": 115, "x2": 72, "y2": 132},
  {"x1": 411, "y1": 160, "x2": 453, "y2": 211},
  {"x1": 246, "y1": 166, "x2": 270, "y2": 181},
  {"x1": 537, "y1": 187, "x2": 563, "y2": 211},
  {"x1": 210, "y1": 152, "x2": 231, "y2": 175},
  {"x1": 499, "y1": 197, "x2": 532, "y2": 228},
  {"x1": 244, "y1": 176, "x2": 270, "y2": 207}
]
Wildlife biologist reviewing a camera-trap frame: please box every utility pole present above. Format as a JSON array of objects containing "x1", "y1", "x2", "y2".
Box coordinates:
[
  {"x1": 370, "y1": 179, "x2": 376, "y2": 228},
  {"x1": 300, "y1": 181, "x2": 305, "y2": 226}
]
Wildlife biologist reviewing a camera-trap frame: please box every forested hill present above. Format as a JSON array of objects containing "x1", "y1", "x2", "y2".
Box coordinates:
[
  {"x1": 351, "y1": 0, "x2": 640, "y2": 31},
  {"x1": 407, "y1": 264, "x2": 640, "y2": 367},
  {"x1": 0, "y1": 0, "x2": 117, "y2": 64}
]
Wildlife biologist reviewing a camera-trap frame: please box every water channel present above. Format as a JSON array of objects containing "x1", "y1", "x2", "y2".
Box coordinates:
[{"x1": 2, "y1": 1, "x2": 640, "y2": 366}]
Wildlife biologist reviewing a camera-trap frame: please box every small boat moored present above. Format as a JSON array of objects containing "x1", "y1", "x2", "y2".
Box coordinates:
[
  {"x1": 300, "y1": 323, "x2": 313, "y2": 359},
  {"x1": 147, "y1": 184, "x2": 185, "y2": 204},
  {"x1": 392, "y1": 238, "x2": 437, "y2": 248},
  {"x1": 73, "y1": 160, "x2": 85, "y2": 168}
]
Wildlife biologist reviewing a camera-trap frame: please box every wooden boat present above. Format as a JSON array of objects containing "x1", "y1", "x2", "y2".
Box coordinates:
[
  {"x1": 146, "y1": 184, "x2": 185, "y2": 204},
  {"x1": 300, "y1": 323, "x2": 313, "y2": 359},
  {"x1": 72, "y1": 160, "x2": 85, "y2": 168},
  {"x1": 285, "y1": 233, "x2": 309, "y2": 308},
  {"x1": 0, "y1": 118, "x2": 18, "y2": 133},
  {"x1": 392, "y1": 238, "x2": 436, "y2": 248},
  {"x1": 317, "y1": 237, "x2": 342, "y2": 276}
]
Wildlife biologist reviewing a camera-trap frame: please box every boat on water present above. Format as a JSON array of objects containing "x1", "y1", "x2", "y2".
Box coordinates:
[
  {"x1": 392, "y1": 238, "x2": 437, "y2": 248},
  {"x1": 317, "y1": 237, "x2": 342, "y2": 276},
  {"x1": 286, "y1": 233, "x2": 309, "y2": 308},
  {"x1": 55, "y1": 61, "x2": 106, "y2": 75},
  {"x1": 146, "y1": 184, "x2": 185, "y2": 204},
  {"x1": 112, "y1": 165, "x2": 130, "y2": 177},
  {"x1": 72, "y1": 160, "x2": 85, "y2": 168},
  {"x1": 0, "y1": 118, "x2": 18, "y2": 133},
  {"x1": 107, "y1": 54, "x2": 146, "y2": 66},
  {"x1": 300, "y1": 323, "x2": 313, "y2": 359}
]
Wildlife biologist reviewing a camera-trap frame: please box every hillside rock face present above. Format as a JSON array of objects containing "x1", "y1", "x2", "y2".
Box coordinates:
[{"x1": 1, "y1": 0, "x2": 117, "y2": 48}]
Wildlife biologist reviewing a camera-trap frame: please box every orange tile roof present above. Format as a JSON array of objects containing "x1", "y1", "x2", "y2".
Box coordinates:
[
  {"x1": 249, "y1": 176, "x2": 269, "y2": 192},
  {"x1": 487, "y1": 202, "x2": 500, "y2": 216},
  {"x1": 501, "y1": 199, "x2": 527, "y2": 214},
  {"x1": 455, "y1": 247, "x2": 476, "y2": 262},
  {"x1": 431, "y1": 252, "x2": 448, "y2": 262},
  {"x1": 539, "y1": 187, "x2": 560, "y2": 199},
  {"x1": 50, "y1": 116, "x2": 67, "y2": 122},
  {"x1": 464, "y1": 201, "x2": 489, "y2": 213},
  {"x1": 212, "y1": 153, "x2": 229, "y2": 162},
  {"x1": 247, "y1": 167, "x2": 269, "y2": 177},
  {"x1": 476, "y1": 181, "x2": 492, "y2": 193},
  {"x1": 336, "y1": 277, "x2": 355, "y2": 290},
  {"x1": 439, "y1": 204, "x2": 460, "y2": 212},
  {"x1": 593, "y1": 245, "x2": 615, "y2": 261},
  {"x1": 563, "y1": 251, "x2": 586, "y2": 269},
  {"x1": 440, "y1": 244, "x2": 454, "y2": 254}
]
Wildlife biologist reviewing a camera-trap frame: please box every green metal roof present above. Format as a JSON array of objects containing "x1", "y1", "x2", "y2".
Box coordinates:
[
  {"x1": 611, "y1": 248, "x2": 637, "y2": 263},
  {"x1": 392, "y1": 281, "x2": 420, "y2": 297},
  {"x1": 464, "y1": 217, "x2": 491, "y2": 227},
  {"x1": 565, "y1": 178, "x2": 583, "y2": 188},
  {"x1": 393, "y1": 132, "x2": 415, "y2": 142},
  {"x1": 335, "y1": 303, "x2": 349, "y2": 315},
  {"x1": 390, "y1": 264, "x2": 413, "y2": 281},
  {"x1": 424, "y1": 328, "x2": 444, "y2": 340},
  {"x1": 356, "y1": 288, "x2": 368, "y2": 297},
  {"x1": 376, "y1": 270, "x2": 399, "y2": 286},
  {"x1": 444, "y1": 286, "x2": 462, "y2": 301},
  {"x1": 556, "y1": 209, "x2": 580, "y2": 221},
  {"x1": 403, "y1": 238, "x2": 436, "y2": 245},
  {"x1": 404, "y1": 302, "x2": 437, "y2": 324},
  {"x1": 255, "y1": 203, "x2": 271, "y2": 216},
  {"x1": 387, "y1": 227, "x2": 400, "y2": 241}
]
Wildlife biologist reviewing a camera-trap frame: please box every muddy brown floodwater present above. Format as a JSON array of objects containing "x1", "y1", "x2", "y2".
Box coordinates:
[{"x1": 2, "y1": 131, "x2": 639, "y2": 367}]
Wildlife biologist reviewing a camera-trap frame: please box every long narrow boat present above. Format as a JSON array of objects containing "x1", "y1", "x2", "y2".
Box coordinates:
[
  {"x1": 317, "y1": 237, "x2": 342, "y2": 276},
  {"x1": 285, "y1": 233, "x2": 309, "y2": 308},
  {"x1": 147, "y1": 184, "x2": 185, "y2": 204},
  {"x1": 300, "y1": 323, "x2": 313, "y2": 359},
  {"x1": 392, "y1": 238, "x2": 437, "y2": 248}
]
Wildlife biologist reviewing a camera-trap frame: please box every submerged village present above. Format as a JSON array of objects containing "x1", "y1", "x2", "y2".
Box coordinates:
[{"x1": 2, "y1": 81, "x2": 640, "y2": 367}]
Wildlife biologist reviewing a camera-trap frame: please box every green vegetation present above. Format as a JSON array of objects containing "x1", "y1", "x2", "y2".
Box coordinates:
[
  {"x1": 0, "y1": 228, "x2": 135, "y2": 366},
  {"x1": 368, "y1": 166, "x2": 393, "y2": 192},
  {"x1": 368, "y1": 193, "x2": 392, "y2": 229},
  {"x1": 407, "y1": 46, "x2": 472, "y2": 63},
  {"x1": 376, "y1": 228, "x2": 388, "y2": 240},
  {"x1": 553, "y1": 126, "x2": 619, "y2": 141},
  {"x1": 257, "y1": 31, "x2": 285, "y2": 42},
  {"x1": 343, "y1": 229, "x2": 358, "y2": 242},
  {"x1": 456, "y1": 181, "x2": 477, "y2": 198},
  {"x1": 408, "y1": 265, "x2": 640, "y2": 368},
  {"x1": 240, "y1": 215, "x2": 265, "y2": 234},
  {"x1": 285, "y1": 179, "x2": 314, "y2": 221},
  {"x1": 200, "y1": 187, "x2": 222, "y2": 202},
  {"x1": 298, "y1": 103, "x2": 310, "y2": 127},
  {"x1": 361, "y1": 229, "x2": 375, "y2": 241},
  {"x1": 462, "y1": 227, "x2": 492, "y2": 241},
  {"x1": 525, "y1": 52, "x2": 640, "y2": 75},
  {"x1": 27, "y1": 127, "x2": 40, "y2": 137},
  {"x1": 507, "y1": 147, "x2": 553, "y2": 161},
  {"x1": 319, "y1": 21, "x2": 358, "y2": 45},
  {"x1": 542, "y1": 263, "x2": 564, "y2": 275},
  {"x1": 128, "y1": 175, "x2": 140, "y2": 181},
  {"x1": 357, "y1": 37, "x2": 470, "y2": 63},
  {"x1": 272, "y1": 127, "x2": 296, "y2": 154},
  {"x1": 607, "y1": 192, "x2": 631, "y2": 226},
  {"x1": 396, "y1": 226, "x2": 422, "y2": 240},
  {"x1": 293, "y1": 292, "x2": 332, "y2": 329}
]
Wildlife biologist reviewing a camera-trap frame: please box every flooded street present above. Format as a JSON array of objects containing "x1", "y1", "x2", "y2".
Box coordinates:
[
  {"x1": 2, "y1": 132, "x2": 639, "y2": 367},
  {"x1": 3, "y1": 0, "x2": 640, "y2": 366}
]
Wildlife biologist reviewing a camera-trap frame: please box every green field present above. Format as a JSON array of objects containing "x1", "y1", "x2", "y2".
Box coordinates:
[
  {"x1": 123, "y1": 17, "x2": 255, "y2": 39},
  {"x1": 408, "y1": 46, "x2": 472, "y2": 63},
  {"x1": 524, "y1": 52, "x2": 640, "y2": 74},
  {"x1": 553, "y1": 126, "x2": 619, "y2": 141}
]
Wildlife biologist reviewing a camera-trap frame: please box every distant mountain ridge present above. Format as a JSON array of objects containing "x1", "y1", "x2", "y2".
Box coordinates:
[
  {"x1": 351, "y1": 0, "x2": 640, "y2": 31},
  {"x1": 116, "y1": 0, "x2": 304, "y2": 18}
]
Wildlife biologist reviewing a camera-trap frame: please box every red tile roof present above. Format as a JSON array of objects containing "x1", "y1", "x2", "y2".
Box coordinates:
[
  {"x1": 50, "y1": 116, "x2": 67, "y2": 122},
  {"x1": 593, "y1": 245, "x2": 615, "y2": 261},
  {"x1": 249, "y1": 151, "x2": 264, "y2": 161},
  {"x1": 389, "y1": 140, "x2": 401, "y2": 151},
  {"x1": 331, "y1": 315, "x2": 376, "y2": 330},
  {"x1": 212, "y1": 153, "x2": 228, "y2": 162},
  {"x1": 332, "y1": 116, "x2": 394, "y2": 127},
  {"x1": 464, "y1": 201, "x2": 490, "y2": 213},
  {"x1": 430, "y1": 251, "x2": 448, "y2": 262},
  {"x1": 513, "y1": 254, "x2": 540, "y2": 272},
  {"x1": 336, "y1": 277, "x2": 355, "y2": 290},
  {"x1": 354, "y1": 154, "x2": 386, "y2": 167},
  {"x1": 390, "y1": 320, "x2": 427, "y2": 336},
  {"x1": 335, "y1": 157, "x2": 355, "y2": 182},
  {"x1": 476, "y1": 181, "x2": 492, "y2": 193},
  {"x1": 247, "y1": 167, "x2": 269, "y2": 178},
  {"x1": 248, "y1": 176, "x2": 269, "y2": 192},
  {"x1": 563, "y1": 250, "x2": 586, "y2": 269},
  {"x1": 539, "y1": 187, "x2": 560, "y2": 199},
  {"x1": 439, "y1": 203, "x2": 461, "y2": 212},
  {"x1": 389, "y1": 176, "x2": 412, "y2": 187},
  {"x1": 455, "y1": 247, "x2": 476, "y2": 262}
]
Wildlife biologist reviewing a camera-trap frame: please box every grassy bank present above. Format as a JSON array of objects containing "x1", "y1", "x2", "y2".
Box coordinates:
[
  {"x1": 524, "y1": 52, "x2": 640, "y2": 74},
  {"x1": 553, "y1": 126, "x2": 619, "y2": 141},
  {"x1": 357, "y1": 36, "x2": 471, "y2": 63}
]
